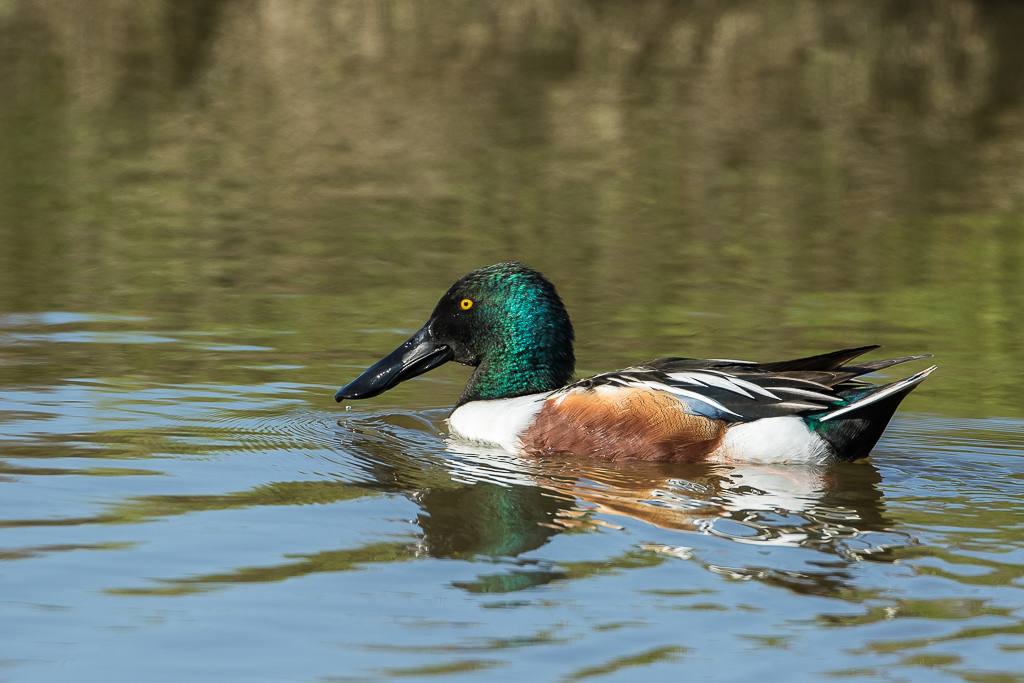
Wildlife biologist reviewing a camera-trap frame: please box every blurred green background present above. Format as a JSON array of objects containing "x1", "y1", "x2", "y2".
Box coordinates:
[{"x1": 2, "y1": 0, "x2": 1023, "y2": 415}]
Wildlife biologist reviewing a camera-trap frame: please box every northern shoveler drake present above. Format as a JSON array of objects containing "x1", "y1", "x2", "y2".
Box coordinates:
[{"x1": 335, "y1": 262, "x2": 935, "y2": 464}]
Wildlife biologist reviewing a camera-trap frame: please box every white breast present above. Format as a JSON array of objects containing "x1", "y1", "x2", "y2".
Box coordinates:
[
  {"x1": 446, "y1": 394, "x2": 548, "y2": 452},
  {"x1": 710, "y1": 416, "x2": 830, "y2": 464}
]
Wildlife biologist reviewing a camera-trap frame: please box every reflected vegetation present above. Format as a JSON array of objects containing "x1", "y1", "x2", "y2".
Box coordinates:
[
  {"x1": 2, "y1": 1, "x2": 1024, "y2": 415},
  {"x1": 0, "y1": 479, "x2": 382, "y2": 529},
  {"x1": 563, "y1": 646, "x2": 689, "y2": 681},
  {"x1": 109, "y1": 541, "x2": 416, "y2": 597}
]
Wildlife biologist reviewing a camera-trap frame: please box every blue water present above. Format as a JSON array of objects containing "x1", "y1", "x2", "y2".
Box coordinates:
[{"x1": 2, "y1": 315, "x2": 1023, "y2": 682}]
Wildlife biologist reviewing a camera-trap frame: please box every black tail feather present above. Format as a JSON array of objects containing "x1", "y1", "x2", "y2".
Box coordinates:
[
  {"x1": 812, "y1": 366, "x2": 936, "y2": 461},
  {"x1": 845, "y1": 354, "x2": 934, "y2": 374},
  {"x1": 756, "y1": 345, "x2": 881, "y2": 372}
]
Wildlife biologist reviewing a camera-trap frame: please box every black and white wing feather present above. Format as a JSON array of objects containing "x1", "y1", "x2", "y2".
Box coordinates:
[{"x1": 562, "y1": 346, "x2": 933, "y2": 422}]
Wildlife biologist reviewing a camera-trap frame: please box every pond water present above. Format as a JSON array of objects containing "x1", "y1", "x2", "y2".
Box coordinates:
[{"x1": 3, "y1": 2, "x2": 1024, "y2": 681}]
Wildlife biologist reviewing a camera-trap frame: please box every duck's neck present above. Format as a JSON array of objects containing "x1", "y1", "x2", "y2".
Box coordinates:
[
  {"x1": 454, "y1": 268, "x2": 575, "y2": 406},
  {"x1": 457, "y1": 348, "x2": 574, "y2": 406}
]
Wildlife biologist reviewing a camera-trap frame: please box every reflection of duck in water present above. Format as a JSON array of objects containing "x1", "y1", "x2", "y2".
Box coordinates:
[
  {"x1": 409, "y1": 454, "x2": 893, "y2": 594},
  {"x1": 440, "y1": 443, "x2": 888, "y2": 546},
  {"x1": 337, "y1": 262, "x2": 934, "y2": 464},
  {"x1": 338, "y1": 415, "x2": 889, "y2": 561}
]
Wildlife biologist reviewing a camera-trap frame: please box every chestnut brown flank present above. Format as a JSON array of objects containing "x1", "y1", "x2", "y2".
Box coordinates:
[{"x1": 521, "y1": 387, "x2": 726, "y2": 462}]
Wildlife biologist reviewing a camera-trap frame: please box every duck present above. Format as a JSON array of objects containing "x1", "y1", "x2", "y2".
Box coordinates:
[{"x1": 335, "y1": 262, "x2": 935, "y2": 464}]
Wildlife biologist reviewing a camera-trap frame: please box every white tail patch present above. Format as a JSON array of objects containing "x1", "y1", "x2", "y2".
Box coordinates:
[
  {"x1": 818, "y1": 366, "x2": 937, "y2": 422},
  {"x1": 712, "y1": 416, "x2": 829, "y2": 463}
]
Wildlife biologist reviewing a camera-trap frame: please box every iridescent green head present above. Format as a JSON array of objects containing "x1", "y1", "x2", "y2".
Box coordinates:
[
  {"x1": 433, "y1": 262, "x2": 576, "y2": 404},
  {"x1": 335, "y1": 262, "x2": 576, "y2": 406}
]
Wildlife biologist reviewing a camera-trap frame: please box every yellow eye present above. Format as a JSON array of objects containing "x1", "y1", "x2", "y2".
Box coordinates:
[{"x1": 460, "y1": 298, "x2": 473, "y2": 310}]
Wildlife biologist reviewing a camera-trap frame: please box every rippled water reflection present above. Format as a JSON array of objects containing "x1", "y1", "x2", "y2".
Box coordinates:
[{"x1": 1, "y1": 313, "x2": 1022, "y2": 681}]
